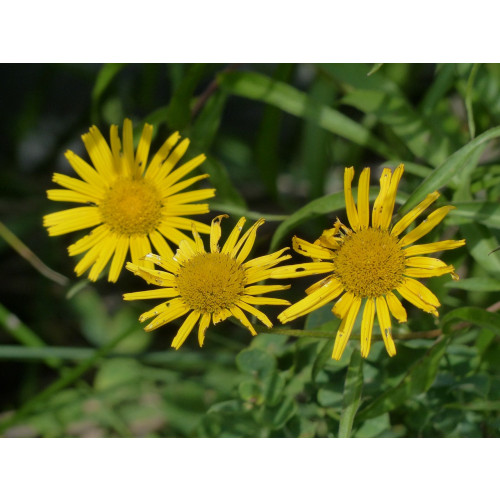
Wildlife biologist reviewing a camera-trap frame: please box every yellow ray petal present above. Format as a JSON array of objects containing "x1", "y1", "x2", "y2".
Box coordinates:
[
  {"x1": 144, "y1": 301, "x2": 190, "y2": 332},
  {"x1": 398, "y1": 206, "x2": 455, "y2": 247},
  {"x1": 81, "y1": 125, "x2": 116, "y2": 183},
  {"x1": 385, "y1": 291, "x2": 407, "y2": 323},
  {"x1": 109, "y1": 124, "x2": 122, "y2": 172},
  {"x1": 64, "y1": 150, "x2": 107, "y2": 189},
  {"x1": 163, "y1": 153, "x2": 206, "y2": 188},
  {"x1": 376, "y1": 296, "x2": 396, "y2": 357},
  {"x1": 161, "y1": 217, "x2": 211, "y2": 234},
  {"x1": 405, "y1": 256, "x2": 449, "y2": 269},
  {"x1": 126, "y1": 262, "x2": 177, "y2": 287},
  {"x1": 332, "y1": 296, "x2": 361, "y2": 360},
  {"x1": 305, "y1": 275, "x2": 334, "y2": 295},
  {"x1": 278, "y1": 278, "x2": 343, "y2": 324},
  {"x1": 269, "y1": 262, "x2": 335, "y2": 279},
  {"x1": 396, "y1": 280, "x2": 439, "y2": 317},
  {"x1": 344, "y1": 167, "x2": 360, "y2": 231},
  {"x1": 88, "y1": 232, "x2": 118, "y2": 281},
  {"x1": 67, "y1": 225, "x2": 109, "y2": 256},
  {"x1": 149, "y1": 230, "x2": 174, "y2": 260},
  {"x1": 213, "y1": 308, "x2": 231, "y2": 324},
  {"x1": 139, "y1": 252, "x2": 179, "y2": 274},
  {"x1": 155, "y1": 139, "x2": 191, "y2": 181},
  {"x1": 43, "y1": 207, "x2": 102, "y2": 236},
  {"x1": 198, "y1": 313, "x2": 211, "y2": 347},
  {"x1": 357, "y1": 167, "x2": 371, "y2": 229},
  {"x1": 74, "y1": 239, "x2": 106, "y2": 277},
  {"x1": 379, "y1": 164, "x2": 404, "y2": 230},
  {"x1": 243, "y1": 247, "x2": 290, "y2": 270},
  {"x1": 242, "y1": 296, "x2": 290, "y2": 306},
  {"x1": 140, "y1": 297, "x2": 185, "y2": 322},
  {"x1": 162, "y1": 174, "x2": 210, "y2": 198},
  {"x1": 171, "y1": 311, "x2": 201, "y2": 349},
  {"x1": 145, "y1": 131, "x2": 181, "y2": 181},
  {"x1": 360, "y1": 298, "x2": 375, "y2": 358},
  {"x1": 108, "y1": 235, "x2": 129, "y2": 282},
  {"x1": 403, "y1": 239, "x2": 466, "y2": 256},
  {"x1": 236, "y1": 301, "x2": 273, "y2": 328},
  {"x1": 123, "y1": 288, "x2": 179, "y2": 301},
  {"x1": 372, "y1": 168, "x2": 392, "y2": 228},
  {"x1": 164, "y1": 188, "x2": 215, "y2": 205},
  {"x1": 121, "y1": 118, "x2": 135, "y2": 177},
  {"x1": 221, "y1": 217, "x2": 246, "y2": 254},
  {"x1": 404, "y1": 265, "x2": 456, "y2": 278},
  {"x1": 292, "y1": 236, "x2": 336, "y2": 260},
  {"x1": 52, "y1": 172, "x2": 103, "y2": 199},
  {"x1": 135, "y1": 123, "x2": 153, "y2": 175},
  {"x1": 391, "y1": 191, "x2": 440, "y2": 237},
  {"x1": 332, "y1": 291, "x2": 354, "y2": 319},
  {"x1": 46, "y1": 189, "x2": 96, "y2": 204},
  {"x1": 400, "y1": 277, "x2": 440, "y2": 307},
  {"x1": 161, "y1": 203, "x2": 210, "y2": 216},
  {"x1": 190, "y1": 224, "x2": 205, "y2": 253},
  {"x1": 157, "y1": 223, "x2": 196, "y2": 247},
  {"x1": 314, "y1": 226, "x2": 341, "y2": 250},
  {"x1": 210, "y1": 215, "x2": 228, "y2": 253},
  {"x1": 243, "y1": 284, "x2": 291, "y2": 295},
  {"x1": 233, "y1": 219, "x2": 265, "y2": 262},
  {"x1": 230, "y1": 306, "x2": 257, "y2": 336}
]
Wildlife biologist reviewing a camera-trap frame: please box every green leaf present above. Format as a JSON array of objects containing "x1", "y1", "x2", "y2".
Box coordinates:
[
  {"x1": 448, "y1": 201, "x2": 500, "y2": 229},
  {"x1": 218, "y1": 70, "x2": 393, "y2": 159},
  {"x1": 91, "y1": 63, "x2": 126, "y2": 122},
  {"x1": 357, "y1": 337, "x2": 449, "y2": 420},
  {"x1": 445, "y1": 400, "x2": 500, "y2": 411},
  {"x1": 341, "y1": 89, "x2": 451, "y2": 167},
  {"x1": 338, "y1": 349, "x2": 364, "y2": 438},
  {"x1": 444, "y1": 277, "x2": 500, "y2": 292},
  {"x1": 236, "y1": 348, "x2": 276, "y2": 378},
  {"x1": 254, "y1": 63, "x2": 295, "y2": 198},
  {"x1": 441, "y1": 307, "x2": 500, "y2": 337},
  {"x1": 400, "y1": 125, "x2": 500, "y2": 213},
  {"x1": 262, "y1": 397, "x2": 297, "y2": 430},
  {"x1": 459, "y1": 223, "x2": 500, "y2": 276},
  {"x1": 165, "y1": 63, "x2": 207, "y2": 130},
  {"x1": 367, "y1": 63, "x2": 384, "y2": 76},
  {"x1": 203, "y1": 156, "x2": 246, "y2": 208},
  {"x1": 312, "y1": 339, "x2": 335, "y2": 382},
  {"x1": 354, "y1": 413, "x2": 390, "y2": 438},
  {"x1": 191, "y1": 89, "x2": 228, "y2": 151}
]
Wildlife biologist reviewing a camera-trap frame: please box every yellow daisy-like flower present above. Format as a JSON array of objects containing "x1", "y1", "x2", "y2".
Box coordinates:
[
  {"x1": 123, "y1": 215, "x2": 291, "y2": 349},
  {"x1": 43, "y1": 118, "x2": 215, "y2": 282},
  {"x1": 274, "y1": 164, "x2": 466, "y2": 360}
]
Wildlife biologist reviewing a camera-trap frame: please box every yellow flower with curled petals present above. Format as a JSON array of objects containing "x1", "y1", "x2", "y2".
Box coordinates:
[
  {"x1": 124, "y1": 215, "x2": 291, "y2": 349},
  {"x1": 44, "y1": 119, "x2": 215, "y2": 282},
  {"x1": 274, "y1": 164, "x2": 465, "y2": 360}
]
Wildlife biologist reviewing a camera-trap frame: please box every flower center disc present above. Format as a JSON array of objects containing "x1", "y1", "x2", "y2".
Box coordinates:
[
  {"x1": 333, "y1": 227, "x2": 405, "y2": 298},
  {"x1": 100, "y1": 178, "x2": 163, "y2": 235},
  {"x1": 176, "y1": 253, "x2": 246, "y2": 313}
]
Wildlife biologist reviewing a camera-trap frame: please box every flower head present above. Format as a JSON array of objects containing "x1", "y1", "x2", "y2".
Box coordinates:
[
  {"x1": 124, "y1": 215, "x2": 291, "y2": 349},
  {"x1": 44, "y1": 119, "x2": 215, "y2": 282},
  {"x1": 274, "y1": 164, "x2": 465, "y2": 360}
]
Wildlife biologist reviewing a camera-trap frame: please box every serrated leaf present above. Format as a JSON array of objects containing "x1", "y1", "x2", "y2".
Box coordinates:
[{"x1": 357, "y1": 337, "x2": 449, "y2": 420}]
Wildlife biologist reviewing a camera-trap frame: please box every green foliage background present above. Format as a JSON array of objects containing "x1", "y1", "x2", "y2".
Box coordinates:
[{"x1": 1, "y1": 63, "x2": 499, "y2": 437}]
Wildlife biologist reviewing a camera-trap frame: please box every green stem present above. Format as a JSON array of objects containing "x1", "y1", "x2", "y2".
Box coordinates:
[
  {"x1": 0, "y1": 221, "x2": 69, "y2": 286},
  {"x1": 0, "y1": 302, "x2": 61, "y2": 369}
]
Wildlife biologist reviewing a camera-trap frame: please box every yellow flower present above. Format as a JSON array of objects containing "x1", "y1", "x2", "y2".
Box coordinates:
[
  {"x1": 274, "y1": 164, "x2": 465, "y2": 360},
  {"x1": 44, "y1": 119, "x2": 215, "y2": 282},
  {"x1": 123, "y1": 215, "x2": 291, "y2": 349}
]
